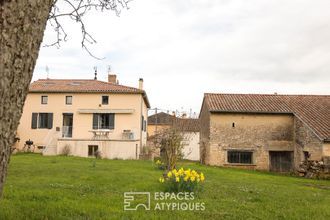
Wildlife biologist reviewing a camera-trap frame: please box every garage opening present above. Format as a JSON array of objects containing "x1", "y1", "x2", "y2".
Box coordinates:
[{"x1": 269, "y1": 151, "x2": 293, "y2": 172}]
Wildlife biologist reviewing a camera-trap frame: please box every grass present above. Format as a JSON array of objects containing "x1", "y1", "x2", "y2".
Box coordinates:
[{"x1": 0, "y1": 154, "x2": 330, "y2": 220}]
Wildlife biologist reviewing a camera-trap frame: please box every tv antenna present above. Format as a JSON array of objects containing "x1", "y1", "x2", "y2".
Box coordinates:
[
  {"x1": 93, "y1": 66, "x2": 97, "y2": 80},
  {"x1": 46, "y1": 66, "x2": 50, "y2": 79}
]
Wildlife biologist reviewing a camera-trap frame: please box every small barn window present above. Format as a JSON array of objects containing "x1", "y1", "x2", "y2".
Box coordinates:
[
  {"x1": 228, "y1": 151, "x2": 253, "y2": 164},
  {"x1": 232, "y1": 122, "x2": 235, "y2": 128},
  {"x1": 303, "y1": 151, "x2": 310, "y2": 161}
]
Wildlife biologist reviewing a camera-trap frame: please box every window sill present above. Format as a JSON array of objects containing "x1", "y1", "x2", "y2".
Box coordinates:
[{"x1": 90, "y1": 129, "x2": 114, "y2": 132}]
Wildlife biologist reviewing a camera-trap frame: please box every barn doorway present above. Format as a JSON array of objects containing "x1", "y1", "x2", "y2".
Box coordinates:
[{"x1": 269, "y1": 151, "x2": 293, "y2": 172}]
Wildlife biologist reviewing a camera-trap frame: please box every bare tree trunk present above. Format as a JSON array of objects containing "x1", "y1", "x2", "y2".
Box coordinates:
[{"x1": 0, "y1": 0, "x2": 54, "y2": 198}]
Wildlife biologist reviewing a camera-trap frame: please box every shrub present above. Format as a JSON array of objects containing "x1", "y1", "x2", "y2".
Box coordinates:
[
  {"x1": 154, "y1": 157, "x2": 161, "y2": 162},
  {"x1": 94, "y1": 150, "x2": 102, "y2": 159},
  {"x1": 159, "y1": 168, "x2": 205, "y2": 192},
  {"x1": 153, "y1": 128, "x2": 186, "y2": 170},
  {"x1": 60, "y1": 144, "x2": 71, "y2": 156},
  {"x1": 141, "y1": 145, "x2": 150, "y2": 155}
]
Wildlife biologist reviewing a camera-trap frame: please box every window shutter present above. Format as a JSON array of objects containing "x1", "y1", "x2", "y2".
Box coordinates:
[
  {"x1": 93, "y1": 114, "x2": 98, "y2": 129},
  {"x1": 141, "y1": 115, "x2": 144, "y2": 131},
  {"x1": 31, "y1": 113, "x2": 38, "y2": 129},
  {"x1": 47, "y1": 113, "x2": 53, "y2": 129},
  {"x1": 109, "y1": 114, "x2": 115, "y2": 129}
]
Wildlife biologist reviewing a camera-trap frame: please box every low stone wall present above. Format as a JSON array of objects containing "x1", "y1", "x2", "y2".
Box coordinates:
[
  {"x1": 297, "y1": 157, "x2": 330, "y2": 179},
  {"x1": 223, "y1": 164, "x2": 257, "y2": 170}
]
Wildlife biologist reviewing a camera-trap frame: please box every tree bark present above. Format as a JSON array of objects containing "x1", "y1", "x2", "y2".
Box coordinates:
[{"x1": 0, "y1": 0, "x2": 54, "y2": 198}]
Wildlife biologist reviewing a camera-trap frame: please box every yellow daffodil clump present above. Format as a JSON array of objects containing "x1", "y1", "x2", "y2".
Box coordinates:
[
  {"x1": 159, "y1": 177, "x2": 165, "y2": 183},
  {"x1": 159, "y1": 168, "x2": 205, "y2": 192},
  {"x1": 155, "y1": 159, "x2": 165, "y2": 170}
]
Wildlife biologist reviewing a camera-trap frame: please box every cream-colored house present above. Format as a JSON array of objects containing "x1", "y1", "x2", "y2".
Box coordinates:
[{"x1": 15, "y1": 74, "x2": 150, "y2": 159}]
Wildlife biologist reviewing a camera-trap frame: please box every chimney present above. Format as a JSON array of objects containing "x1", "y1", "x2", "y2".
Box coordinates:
[
  {"x1": 108, "y1": 74, "x2": 117, "y2": 84},
  {"x1": 139, "y1": 78, "x2": 143, "y2": 90}
]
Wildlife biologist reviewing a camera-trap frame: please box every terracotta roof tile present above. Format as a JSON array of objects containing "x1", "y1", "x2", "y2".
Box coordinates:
[
  {"x1": 203, "y1": 93, "x2": 330, "y2": 141},
  {"x1": 148, "y1": 112, "x2": 176, "y2": 125},
  {"x1": 148, "y1": 112, "x2": 200, "y2": 132},
  {"x1": 30, "y1": 79, "x2": 142, "y2": 93},
  {"x1": 175, "y1": 118, "x2": 200, "y2": 132},
  {"x1": 29, "y1": 79, "x2": 150, "y2": 107}
]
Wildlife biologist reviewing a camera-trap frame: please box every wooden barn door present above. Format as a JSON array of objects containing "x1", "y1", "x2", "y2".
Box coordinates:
[{"x1": 269, "y1": 151, "x2": 293, "y2": 172}]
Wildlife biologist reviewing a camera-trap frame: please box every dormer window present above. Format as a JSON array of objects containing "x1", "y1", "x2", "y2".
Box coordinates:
[
  {"x1": 102, "y1": 96, "x2": 109, "y2": 105},
  {"x1": 41, "y1": 96, "x2": 48, "y2": 104}
]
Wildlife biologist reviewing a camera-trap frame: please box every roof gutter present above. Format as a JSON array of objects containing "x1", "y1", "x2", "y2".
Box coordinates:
[
  {"x1": 209, "y1": 110, "x2": 293, "y2": 114},
  {"x1": 142, "y1": 91, "x2": 151, "y2": 108}
]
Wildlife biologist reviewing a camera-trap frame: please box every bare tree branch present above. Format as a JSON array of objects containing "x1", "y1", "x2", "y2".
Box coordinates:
[{"x1": 45, "y1": 0, "x2": 131, "y2": 59}]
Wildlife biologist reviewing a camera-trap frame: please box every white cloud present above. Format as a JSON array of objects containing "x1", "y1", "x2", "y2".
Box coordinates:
[{"x1": 33, "y1": 0, "x2": 330, "y2": 113}]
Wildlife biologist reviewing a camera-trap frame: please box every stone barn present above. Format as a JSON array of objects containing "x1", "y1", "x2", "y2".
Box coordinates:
[{"x1": 199, "y1": 93, "x2": 330, "y2": 172}]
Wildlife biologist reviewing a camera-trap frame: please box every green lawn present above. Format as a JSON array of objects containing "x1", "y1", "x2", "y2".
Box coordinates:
[{"x1": 0, "y1": 154, "x2": 330, "y2": 220}]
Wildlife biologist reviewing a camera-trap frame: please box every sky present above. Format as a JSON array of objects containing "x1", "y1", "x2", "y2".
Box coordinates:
[{"x1": 33, "y1": 0, "x2": 330, "y2": 116}]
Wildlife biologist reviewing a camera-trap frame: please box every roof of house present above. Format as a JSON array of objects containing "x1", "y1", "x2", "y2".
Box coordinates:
[
  {"x1": 148, "y1": 112, "x2": 200, "y2": 132},
  {"x1": 175, "y1": 118, "x2": 200, "y2": 132},
  {"x1": 148, "y1": 112, "x2": 176, "y2": 125},
  {"x1": 29, "y1": 79, "x2": 150, "y2": 108},
  {"x1": 202, "y1": 93, "x2": 330, "y2": 141}
]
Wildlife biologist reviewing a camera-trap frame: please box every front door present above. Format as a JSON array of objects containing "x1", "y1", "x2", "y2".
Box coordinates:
[
  {"x1": 269, "y1": 151, "x2": 293, "y2": 172},
  {"x1": 62, "y1": 113, "x2": 73, "y2": 138}
]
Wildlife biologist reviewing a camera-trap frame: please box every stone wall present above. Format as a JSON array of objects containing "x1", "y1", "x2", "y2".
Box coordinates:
[
  {"x1": 200, "y1": 109, "x2": 326, "y2": 172},
  {"x1": 294, "y1": 117, "x2": 323, "y2": 169},
  {"x1": 323, "y1": 143, "x2": 330, "y2": 156},
  {"x1": 207, "y1": 113, "x2": 294, "y2": 170}
]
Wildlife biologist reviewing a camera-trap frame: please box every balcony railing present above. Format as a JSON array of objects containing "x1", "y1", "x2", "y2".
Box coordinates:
[
  {"x1": 62, "y1": 126, "x2": 73, "y2": 138},
  {"x1": 122, "y1": 130, "x2": 134, "y2": 140},
  {"x1": 60, "y1": 126, "x2": 136, "y2": 140}
]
